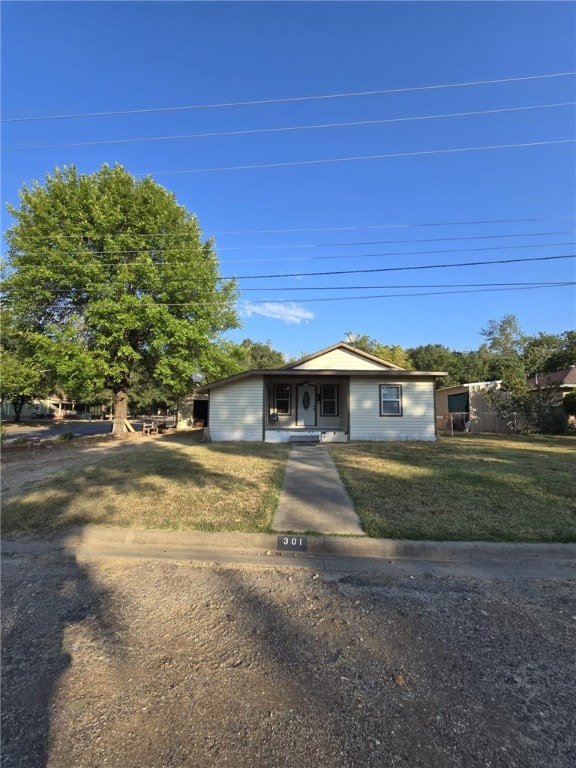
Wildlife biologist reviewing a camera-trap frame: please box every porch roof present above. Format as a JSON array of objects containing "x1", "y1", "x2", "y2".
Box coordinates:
[{"x1": 196, "y1": 368, "x2": 447, "y2": 393}]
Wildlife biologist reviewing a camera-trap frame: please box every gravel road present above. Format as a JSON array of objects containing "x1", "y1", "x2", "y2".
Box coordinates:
[{"x1": 2, "y1": 553, "x2": 575, "y2": 768}]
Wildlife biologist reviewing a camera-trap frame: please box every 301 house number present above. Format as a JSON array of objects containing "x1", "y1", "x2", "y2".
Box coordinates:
[{"x1": 276, "y1": 535, "x2": 308, "y2": 552}]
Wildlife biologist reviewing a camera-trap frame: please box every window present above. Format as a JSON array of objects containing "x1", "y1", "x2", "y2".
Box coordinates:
[
  {"x1": 380, "y1": 385, "x2": 402, "y2": 416},
  {"x1": 274, "y1": 384, "x2": 291, "y2": 415},
  {"x1": 321, "y1": 384, "x2": 339, "y2": 416}
]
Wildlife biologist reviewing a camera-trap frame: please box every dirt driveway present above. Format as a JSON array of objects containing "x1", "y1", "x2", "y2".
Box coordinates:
[
  {"x1": 2, "y1": 552, "x2": 575, "y2": 768},
  {"x1": 1, "y1": 437, "x2": 158, "y2": 500}
]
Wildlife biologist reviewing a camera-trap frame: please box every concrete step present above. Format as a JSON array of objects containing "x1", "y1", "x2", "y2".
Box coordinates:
[{"x1": 289, "y1": 434, "x2": 321, "y2": 445}]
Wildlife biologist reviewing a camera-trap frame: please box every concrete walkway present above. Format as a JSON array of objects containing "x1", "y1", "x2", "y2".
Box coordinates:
[{"x1": 272, "y1": 445, "x2": 365, "y2": 535}]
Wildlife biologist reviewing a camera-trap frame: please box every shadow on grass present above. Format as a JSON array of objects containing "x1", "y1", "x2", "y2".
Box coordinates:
[
  {"x1": 328, "y1": 435, "x2": 576, "y2": 542},
  {"x1": 1, "y1": 438, "x2": 290, "y2": 535}
]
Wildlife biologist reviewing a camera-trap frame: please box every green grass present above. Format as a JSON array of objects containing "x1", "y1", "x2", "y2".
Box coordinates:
[
  {"x1": 3, "y1": 433, "x2": 575, "y2": 542},
  {"x1": 2, "y1": 437, "x2": 290, "y2": 535},
  {"x1": 327, "y1": 435, "x2": 576, "y2": 542}
]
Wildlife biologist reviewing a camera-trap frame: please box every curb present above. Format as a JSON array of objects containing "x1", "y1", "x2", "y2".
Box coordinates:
[{"x1": 2, "y1": 527, "x2": 575, "y2": 579}]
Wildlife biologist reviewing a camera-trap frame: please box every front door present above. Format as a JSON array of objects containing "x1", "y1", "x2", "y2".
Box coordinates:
[{"x1": 297, "y1": 385, "x2": 317, "y2": 426}]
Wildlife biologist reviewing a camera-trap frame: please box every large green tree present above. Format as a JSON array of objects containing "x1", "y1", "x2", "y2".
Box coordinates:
[{"x1": 4, "y1": 164, "x2": 238, "y2": 432}]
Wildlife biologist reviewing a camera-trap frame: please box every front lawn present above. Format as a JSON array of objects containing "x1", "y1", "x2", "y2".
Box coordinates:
[
  {"x1": 328, "y1": 435, "x2": 576, "y2": 542},
  {"x1": 1, "y1": 438, "x2": 290, "y2": 534}
]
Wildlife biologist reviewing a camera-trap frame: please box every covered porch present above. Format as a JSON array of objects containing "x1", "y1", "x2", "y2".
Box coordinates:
[{"x1": 263, "y1": 375, "x2": 349, "y2": 443}]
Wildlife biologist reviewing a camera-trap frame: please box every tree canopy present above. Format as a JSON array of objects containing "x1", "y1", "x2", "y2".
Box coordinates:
[{"x1": 4, "y1": 164, "x2": 238, "y2": 431}]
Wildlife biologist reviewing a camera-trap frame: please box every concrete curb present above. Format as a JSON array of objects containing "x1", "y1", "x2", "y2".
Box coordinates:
[{"x1": 2, "y1": 526, "x2": 575, "y2": 579}]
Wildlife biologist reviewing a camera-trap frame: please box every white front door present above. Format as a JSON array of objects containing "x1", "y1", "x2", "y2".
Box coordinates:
[{"x1": 297, "y1": 385, "x2": 317, "y2": 426}]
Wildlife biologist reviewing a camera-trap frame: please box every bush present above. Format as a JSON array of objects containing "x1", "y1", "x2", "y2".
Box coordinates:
[
  {"x1": 563, "y1": 391, "x2": 576, "y2": 417},
  {"x1": 11, "y1": 437, "x2": 28, "y2": 446},
  {"x1": 58, "y1": 431, "x2": 75, "y2": 441}
]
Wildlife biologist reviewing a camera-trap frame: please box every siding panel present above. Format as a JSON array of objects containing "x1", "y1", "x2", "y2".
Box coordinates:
[
  {"x1": 294, "y1": 348, "x2": 391, "y2": 371},
  {"x1": 209, "y1": 378, "x2": 263, "y2": 441},
  {"x1": 350, "y1": 379, "x2": 436, "y2": 441}
]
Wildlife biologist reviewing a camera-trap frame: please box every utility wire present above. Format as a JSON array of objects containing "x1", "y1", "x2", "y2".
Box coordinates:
[
  {"x1": 3, "y1": 241, "x2": 574, "y2": 270},
  {"x1": 142, "y1": 140, "x2": 576, "y2": 176},
  {"x1": 4, "y1": 139, "x2": 573, "y2": 185},
  {"x1": 4, "y1": 281, "x2": 573, "y2": 296},
  {"x1": 2, "y1": 283, "x2": 572, "y2": 308},
  {"x1": 4, "y1": 232, "x2": 570, "y2": 259},
  {"x1": 241, "y1": 283, "x2": 576, "y2": 303},
  {"x1": 9, "y1": 216, "x2": 575, "y2": 241},
  {"x1": 211, "y1": 215, "x2": 576, "y2": 235},
  {"x1": 4, "y1": 102, "x2": 573, "y2": 151},
  {"x1": 240, "y1": 281, "x2": 576, "y2": 292},
  {"x1": 3, "y1": 72, "x2": 574, "y2": 122},
  {"x1": 4, "y1": 252, "x2": 572, "y2": 280},
  {"x1": 219, "y1": 231, "x2": 570, "y2": 252},
  {"x1": 222, "y1": 253, "x2": 576, "y2": 280}
]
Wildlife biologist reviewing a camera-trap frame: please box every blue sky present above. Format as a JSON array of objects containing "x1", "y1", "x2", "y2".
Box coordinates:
[{"x1": 2, "y1": 1, "x2": 575, "y2": 361}]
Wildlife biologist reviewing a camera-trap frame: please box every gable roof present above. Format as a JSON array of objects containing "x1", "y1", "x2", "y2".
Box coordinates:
[
  {"x1": 281, "y1": 342, "x2": 406, "y2": 371},
  {"x1": 197, "y1": 342, "x2": 446, "y2": 393}
]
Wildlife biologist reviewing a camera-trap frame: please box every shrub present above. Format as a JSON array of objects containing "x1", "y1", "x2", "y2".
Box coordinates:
[{"x1": 58, "y1": 432, "x2": 75, "y2": 441}]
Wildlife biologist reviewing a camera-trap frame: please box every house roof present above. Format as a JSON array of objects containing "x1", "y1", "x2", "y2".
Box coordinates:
[
  {"x1": 197, "y1": 342, "x2": 447, "y2": 393},
  {"x1": 436, "y1": 381, "x2": 502, "y2": 393},
  {"x1": 527, "y1": 366, "x2": 576, "y2": 388},
  {"x1": 436, "y1": 367, "x2": 576, "y2": 395},
  {"x1": 280, "y1": 342, "x2": 407, "y2": 370}
]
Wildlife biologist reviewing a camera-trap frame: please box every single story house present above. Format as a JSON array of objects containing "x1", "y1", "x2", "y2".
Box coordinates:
[
  {"x1": 435, "y1": 366, "x2": 576, "y2": 433},
  {"x1": 197, "y1": 342, "x2": 446, "y2": 443}
]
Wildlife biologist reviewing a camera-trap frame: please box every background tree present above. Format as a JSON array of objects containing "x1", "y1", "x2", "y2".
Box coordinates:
[
  {"x1": 347, "y1": 334, "x2": 414, "y2": 369},
  {"x1": 238, "y1": 338, "x2": 286, "y2": 370},
  {"x1": 530, "y1": 331, "x2": 576, "y2": 373},
  {"x1": 0, "y1": 308, "x2": 53, "y2": 421},
  {"x1": 479, "y1": 315, "x2": 570, "y2": 433},
  {"x1": 4, "y1": 165, "x2": 238, "y2": 432}
]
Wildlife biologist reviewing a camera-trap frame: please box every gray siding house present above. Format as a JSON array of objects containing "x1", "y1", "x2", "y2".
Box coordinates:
[{"x1": 197, "y1": 343, "x2": 446, "y2": 443}]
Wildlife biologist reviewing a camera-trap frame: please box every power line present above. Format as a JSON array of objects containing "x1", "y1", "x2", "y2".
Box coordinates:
[
  {"x1": 2, "y1": 283, "x2": 572, "y2": 308},
  {"x1": 3, "y1": 72, "x2": 574, "y2": 123},
  {"x1": 240, "y1": 281, "x2": 576, "y2": 292},
  {"x1": 218, "y1": 231, "x2": 570, "y2": 254},
  {"x1": 4, "y1": 102, "x2": 573, "y2": 151},
  {"x1": 224, "y1": 241, "x2": 576, "y2": 265},
  {"x1": 4, "y1": 139, "x2": 573, "y2": 186},
  {"x1": 3, "y1": 232, "x2": 570, "y2": 260},
  {"x1": 211, "y1": 215, "x2": 576, "y2": 235},
  {"x1": 3, "y1": 241, "x2": 574, "y2": 270},
  {"x1": 5, "y1": 281, "x2": 572, "y2": 295},
  {"x1": 142, "y1": 140, "x2": 576, "y2": 176},
  {"x1": 222, "y1": 253, "x2": 576, "y2": 280},
  {"x1": 9, "y1": 216, "x2": 574, "y2": 241},
  {"x1": 241, "y1": 283, "x2": 576, "y2": 303}
]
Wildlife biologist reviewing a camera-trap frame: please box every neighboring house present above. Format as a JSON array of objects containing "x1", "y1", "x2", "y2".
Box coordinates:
[
  {"x1": 435, "y1": 366, "x2": 576, "y2": 433},
  {"x1": 1, "y1": 395, "x2": 103, "y2": 420},
  {"x1": 197, "y1": 342, "x2": 446, "y2": 443},
  {"x1": 527, "y1": 366, "x2": 576, "y2": 401},
  {"x1": 434, "y1": 381, "x2": 509, "y2": 433},
  {"x1": 1, "y1": 395, "x2": 76, "y2": 420}
]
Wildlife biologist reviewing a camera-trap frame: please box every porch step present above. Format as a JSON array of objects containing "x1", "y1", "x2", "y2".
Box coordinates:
[{"x1": 289, "y1": 434, "x2": 321, "y2": 445}]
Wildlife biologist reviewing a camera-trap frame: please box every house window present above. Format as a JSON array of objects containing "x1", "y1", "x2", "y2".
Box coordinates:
[
  {"x1": 274, "y1": 384, "x2": 291, "y2": 415},
  {"x1": 380, "y1": 385, "x2": 402, "y2": 416},
  {"x1": 321, "y1": 384, "x2": 339, "y2": 416}
]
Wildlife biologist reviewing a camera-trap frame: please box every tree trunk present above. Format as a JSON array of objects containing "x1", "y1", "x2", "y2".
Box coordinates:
[
  {"x1": 112, "y1": 389, "x2": 129, "y2": 434},
  {"x1": 12, "y1": 396, "x2": 26, "y2": 423}
]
